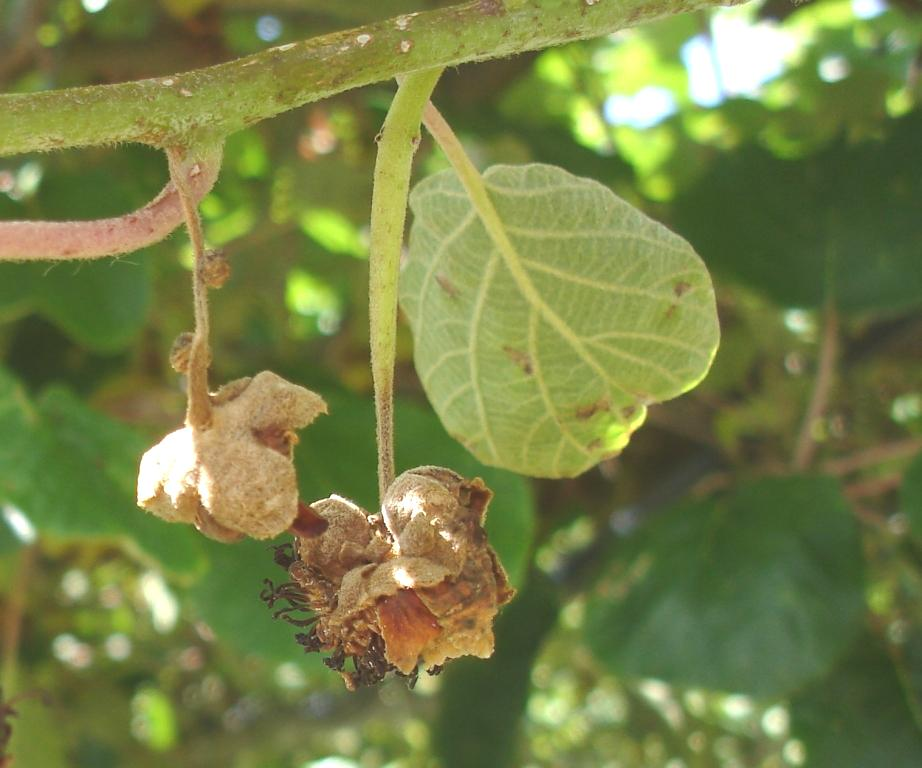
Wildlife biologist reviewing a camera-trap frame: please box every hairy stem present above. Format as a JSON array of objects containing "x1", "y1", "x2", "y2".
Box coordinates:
[
  {"x1": 0, "y1": 0, "x2": 747, "y2": 156},
  {"x1": 369, "y1": 68, "x2": 443, "y2": 502},
  {"x1": 844, "y1": 473, "x2": 902, "y2": 500},
  {"x1": 792, "y1": 302, "x2": 838, "y2": 472},
  {"x1": 1, "y1": 545, "x2": 36, "y2": 695},
  {"x1": 167, "y1": 144, "x2": 222, "y2": 428},
  {"x1": 823, "y1": 437, "x2": 922, "y2": 476},
  {"x1": 0, "y1": 151, "x2": 221, "y2": 261}
]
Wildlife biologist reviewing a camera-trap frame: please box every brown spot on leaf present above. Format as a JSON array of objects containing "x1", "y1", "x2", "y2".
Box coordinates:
[
  {"x1": 621, "y1": 405, "x2": 637, "y2": 420},
  {"x1": 576, "y1": 398, "x2": 610, "y2": 420},
  {"x1": 502, "y1": 346, "x2": 533, "y2": 375},
  {"x1": 673, "y1": 281, "x2": 691, "y2": 297},
  {"x1": 665, "y1": 303, "x2": 678, "y2": 320},
  {"x1": 587, "y1": 438, "x2": 602, "y2": 451},
  {"x1": 435, "y1": 273, "x2": 459, "y2": 299}
]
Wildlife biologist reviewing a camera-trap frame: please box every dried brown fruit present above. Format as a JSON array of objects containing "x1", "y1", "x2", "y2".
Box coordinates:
[
  {"x1": 201, "y1": 247, "x2": 231, "y2": 288},
  {"x1": 264, "y1": 466, "x2": 514, "y2": 688},
  {"x1": 136, "y1": 371, "x2": 327, "y2": 541},
  {"x1": 168, "y1": 331, "x2": 195, "y2": 373}
]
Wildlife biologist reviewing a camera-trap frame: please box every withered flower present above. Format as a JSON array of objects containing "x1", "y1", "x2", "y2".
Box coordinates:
[
  {"x1": 137, "y1": 371, "x2": 327, "y2": 541},
  {"x1": 264, "y1": 466, "x2": 515, "y2": 689}
]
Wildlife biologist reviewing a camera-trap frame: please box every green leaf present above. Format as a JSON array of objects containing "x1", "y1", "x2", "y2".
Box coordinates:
[
  {"x1": 129, "y1": 687, "x2": 178, "y2": 751},
  {"x1": 188, "y1": 537, "x2": 317, "y2": 664},
  {"x1": 36, "y1": 259, "x2": 152, "y2": 352},
  {"x1": 0, "y1": 263, "x2": 36, "y2": 321},
  {"x1": 7, "y1": 692, "x2": 69, "y2": 768},
  {"x1": 0, "y1": 145, "x2": 159, "y2": 350},
  {"x1": 0, "y1": 368, "x2": 204, "y2": 575},
  {"x1": 583, "y1": 476, "x2": 864, "y2": 697},
  {"x1": 790, "y1": 638, "x2": 922, "y2": 768},
  {"x1": 300, "y1": 208, "x2": 367, "y2": 258},
  {"x1": 434, "y1": 573, "x2": 559, "y2": 768},
  {"x1": 0, "y1": 259, "x2": 151, "y2": 352},
  {"x1": 673, "y1": 111, "x2": 922, "y2": 314},
  {"x1": 400, "y1": 163, "x2": 719, "y2": 478},
  {"x1": 295, "y1": 390, "x2": 535, "y2": 589},
  {"x1": 0, "y1": 511, "x2": 22, "y2": 554},
  {"x1": 903, "y1": 452, "x2": 922, "y2": 540}
]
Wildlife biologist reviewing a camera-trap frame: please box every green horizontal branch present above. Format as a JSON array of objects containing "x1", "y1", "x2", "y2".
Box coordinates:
[{"x1": 0, "y1": 0, "x2": 744, "y2": 157}]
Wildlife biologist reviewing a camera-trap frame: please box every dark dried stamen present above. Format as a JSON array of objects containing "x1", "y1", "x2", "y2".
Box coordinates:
[
  {"x1": 324, "y1": 647, "x2": 346, "y2": 672},
  {"x1": 295, "y1": 628, "x2": 324, "y2": 653},
  {"x1": 260, "y1": 579, "x2": 318, "y2": 625},
  {"x1": 347, "y1": 634, "x2": 394, "y2": 688},
  {"x1": 273, "y1": 607, "x2": 318, "y2": 626},
  {"x1": 260, "y1": 579, "x2": 308, "y2": 607},
  {"x1": 271, "y1": 542, "x2": 297, "y2": 570},
  {"x1": 399, "y1": 666, "x2": 420, "y2": 690}
]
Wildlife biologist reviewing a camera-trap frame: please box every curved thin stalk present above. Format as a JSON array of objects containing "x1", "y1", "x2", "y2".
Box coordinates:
[
  {"x1": 1, "y1": 545, "x2": 36, "y2": 695},
  {"x1": 0, "y1": 147, "x2": 221, "y2": 261},
  {"x1": 792, "y1": 302, "x2": 838, "y2": 472},
  {"x1": 167, "y1": 142, "x2": 223, "y2": 428}
]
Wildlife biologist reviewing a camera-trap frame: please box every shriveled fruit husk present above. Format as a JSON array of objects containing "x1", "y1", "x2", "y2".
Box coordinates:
[
  {"x1": 137, "y1": 371, "x2": 326, "y2": 541},
  {"x1": 270, "y1": 466, "x2": 514, "y2": 688}
]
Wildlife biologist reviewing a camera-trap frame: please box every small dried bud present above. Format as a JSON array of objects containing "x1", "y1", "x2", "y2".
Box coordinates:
[
  {"x1": 270, "y1": 466, "x2": 515, "y2": 688},
  {"x1": 169, "y1": 331, "x2": 195, "y2": 373},
  {"x1": 136, "y1": 371, "x2": 327, "y2": 540},
  {"x1": 201, "y1": 248, "x2": 230, "y2": 288}
]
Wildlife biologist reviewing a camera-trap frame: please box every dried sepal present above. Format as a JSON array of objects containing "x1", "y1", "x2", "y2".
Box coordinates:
[
  {"x1": 137, "y1": 371, "x2": 327, "y2": 540},
  {"x1": 269, "y1": 465, "x2": 515, "y2": 688},
  {"x1": 377, "y1": 589, "x2": 442, "y2": 673}
]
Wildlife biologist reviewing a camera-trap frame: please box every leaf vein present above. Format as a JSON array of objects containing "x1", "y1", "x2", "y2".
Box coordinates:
[
  {"x1": 586, "y1": 338, "x2": 684, "y2": 388},
  {"x1": 421, "y1": 348, "x2": 468, "y2": 389},
  {"x1": 528, "y1": 307, "x2": 593, "y2": 461},
  {"x1": 505, "y1": 224, "x2": 689, "y2": 255},
  {"x1": 469, "y1": 256, "x2": 500, "y2": 461},
  {"x1": 587, "y1": 330, "x2": 711, "y2": 359},
  {"x1": 520, "y1": 257, "x2": 709, "y2": 316},
  {"x1": 415, "y1": 207, "x2": 477, "y2": 332}
]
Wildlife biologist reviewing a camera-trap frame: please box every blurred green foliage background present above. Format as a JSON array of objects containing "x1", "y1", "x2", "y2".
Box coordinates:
[{"x1": 1, "y1": 0, "x2": 922, "y2": 766}]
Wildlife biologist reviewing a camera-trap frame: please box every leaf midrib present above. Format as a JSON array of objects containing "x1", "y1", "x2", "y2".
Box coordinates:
[{"x1": 471, "y1": 178, "x2": 623, "y2": 394}]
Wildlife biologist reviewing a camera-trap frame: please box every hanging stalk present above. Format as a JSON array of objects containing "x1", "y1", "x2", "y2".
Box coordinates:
[
  {"x1": 368, "y1": 68, "x2": 443, "y2": 503},
  {"x1": 166, "y1": 142, "x2": 223, "y2": 429}
]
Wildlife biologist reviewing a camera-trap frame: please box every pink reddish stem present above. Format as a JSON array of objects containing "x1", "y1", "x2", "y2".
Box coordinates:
[{"x1": 0, "y1": 153, "x2": 220, "y2": 261}]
